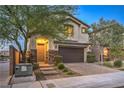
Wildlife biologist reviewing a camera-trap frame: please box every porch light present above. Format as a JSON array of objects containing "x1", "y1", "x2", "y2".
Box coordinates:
[
  {"x1": 103, "y1": 48, "x2": 108, "y2": 57},
  {"x1": 36, "y1": 38, "x2": 48, "y2": 44}
]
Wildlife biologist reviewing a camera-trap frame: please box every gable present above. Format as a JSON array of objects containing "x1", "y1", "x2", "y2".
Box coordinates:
[{"x1": 66, "y1": 15, "x2": 90, "y2": 28}]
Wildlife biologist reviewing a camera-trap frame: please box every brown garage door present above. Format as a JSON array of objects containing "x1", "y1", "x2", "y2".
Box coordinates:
[{"x1": 59, "y1": 46, "x2": 84, "y2": 63}]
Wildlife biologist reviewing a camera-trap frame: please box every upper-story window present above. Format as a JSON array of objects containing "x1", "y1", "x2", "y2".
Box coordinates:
[
  {"x1": 65, "y1": 25, "x2": 74, "y2": 37},
  {"x1": 81, "y1": 27, "x2": 86, "y2": 33}
]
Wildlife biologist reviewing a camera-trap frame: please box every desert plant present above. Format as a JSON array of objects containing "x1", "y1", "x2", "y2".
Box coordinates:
[
  {"x1": 33, "y1": 63, "x2": 39, "y2": 70},
  {"x1": 114, "y1": 60, "x2": 123, "y2": 67},
  {"x1": 103, "y1": 62, "x2": 113, "y2": 68},
  {"x1": 58, "y1": 63, "x2": 65, "y2": 70},
  {"x1": 54, "y1": 55, "x2": 63, "y2": 66},
  {"x1": 34, "y1": 70, "x2": 45, "y2": 81},
  {"x1": 66, "y1": 71, "x2": 73, "y2": 75},
  {"x1": 63, "y1": 68, "x2": 68, "y2": 72},
  {"x1": 87, "y1": 52, "x2": 96, "y2": 63}
]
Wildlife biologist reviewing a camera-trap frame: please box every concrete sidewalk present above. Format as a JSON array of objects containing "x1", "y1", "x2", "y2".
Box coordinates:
[
  {"x1": 0, "y1": 62, "x2": 10, "y2": 88},
  {"x1": 12, "y1": 81, "x2": 42, "y2": 88},
  {"x1": 40, "y1": 72, "x2": 124, "y2": 88}
]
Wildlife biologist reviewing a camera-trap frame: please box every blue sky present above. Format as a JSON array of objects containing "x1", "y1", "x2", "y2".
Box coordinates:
[{"x1": 75, "y1": 5, "x2": 124, "y2": 25}]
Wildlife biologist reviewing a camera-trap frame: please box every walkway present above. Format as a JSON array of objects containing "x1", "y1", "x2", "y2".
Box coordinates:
[
  {"x1": 0, "y1": 61, "x2": 10, "y2": 88},
  {"x1": 65, "y1": 63, "x2": 119, "y2": 75},
  {"x1": 41, "y1": 71, "x2": 124, "y2": 88},
  {"x1": 39, "y1": 63, "x2": 64, "y2": 80}
]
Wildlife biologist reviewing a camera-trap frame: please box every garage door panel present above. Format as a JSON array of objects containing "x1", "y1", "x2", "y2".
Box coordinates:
[{"x1": 59, "y1": 47, "x2": 84, "y2": 63}]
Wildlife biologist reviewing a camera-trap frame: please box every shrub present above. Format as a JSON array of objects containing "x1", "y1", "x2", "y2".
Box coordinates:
[
  {"x1": 87, "y1": 52, "x2": 96, "y2": 63},
  {"x1": 103, "y1": 62, "x2": 113, "y2": 68},
  {"x1": 54, "y1": 55, "x2": 63, "y2": 66},
  {"x1": 63, "y1": 68, "x2": 68, "y2": 72},
  {"x1": 33, "y1": 63, "x2": 39, "y2": 70},
  {"x1": 58, "y1": 63, "x2": 65, "y2": 70},
  {"x1": 34, "y1": 71, "x2": 45, "y2": 80},
  {"x1": 114, "y1": 60, "x2": 122, "y2": 67},
  {"x1": 66, "y1": 71, "x2": 73, "y2": 75}
]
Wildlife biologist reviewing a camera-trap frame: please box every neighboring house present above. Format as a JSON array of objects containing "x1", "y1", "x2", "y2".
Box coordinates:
[
  {"x1": 0, "y1": 50, "x2": 9, "y2": 57},
  {"x1": 28, "y1": 15, "x2": 90, "y2": 64},
  {"x1": 89, "y1": 31, "x2": 110, "y2": 62},
  {"x1": 90, "y1": 31, "x2": 124, "y2": 62}
]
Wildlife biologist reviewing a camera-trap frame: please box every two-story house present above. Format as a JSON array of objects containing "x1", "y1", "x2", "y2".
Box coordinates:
[{"x1": 28, "y1": 15, "x2": 90, "y2": 64}]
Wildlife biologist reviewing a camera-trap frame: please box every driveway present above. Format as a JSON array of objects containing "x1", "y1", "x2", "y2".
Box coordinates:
[
  {"x1": 64, "y1": 63, "x2": 119, "y2": 75},
  {"x1": 0, "y1": 61, "x2": 10, "y2": 88}
]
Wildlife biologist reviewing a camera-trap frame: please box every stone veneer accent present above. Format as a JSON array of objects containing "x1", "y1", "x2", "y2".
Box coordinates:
[
  {"x1": 30, "y1": 49, "x2": 37, "y2": 63},
  {"x1": 48, "y1": 50, "x2": 58, "y2": 64}
]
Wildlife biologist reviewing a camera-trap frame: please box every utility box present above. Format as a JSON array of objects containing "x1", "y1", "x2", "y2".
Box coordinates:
[{"x1": 15, "y1": 63, "x2": 33, "y2": 77}]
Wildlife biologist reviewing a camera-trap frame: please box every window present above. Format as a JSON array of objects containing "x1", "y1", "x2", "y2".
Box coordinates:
[
  {"x1": 81, "y1": 27, "x2": 86, "y2": 33},
  {"x1": 65, "y1": 25, "x2": 74, "y2": 37}
]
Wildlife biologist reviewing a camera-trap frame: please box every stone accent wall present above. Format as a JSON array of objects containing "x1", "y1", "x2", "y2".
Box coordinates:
[
  {"x1": 30, "y1": 49, "x2": 37, "y2": 63},
  {"x1": 48, "y1": 50, "x2": 58, "y2": 64}
]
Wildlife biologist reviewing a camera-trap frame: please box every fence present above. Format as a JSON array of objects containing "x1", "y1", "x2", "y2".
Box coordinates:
[{"x1": 9, "y1": 46, "x2": 21, "y2": 75}]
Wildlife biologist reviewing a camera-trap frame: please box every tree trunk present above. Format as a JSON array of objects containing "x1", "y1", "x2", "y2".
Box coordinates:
[
  {"x1": 100, "y1": 46, "x2": 104, "y2": 65},
  {"x1": 20, "y1": 38, "x2": 28, "y2": 63},
  {"x1": 20, "y1": 52, "x2": 26, "y2": 63}
]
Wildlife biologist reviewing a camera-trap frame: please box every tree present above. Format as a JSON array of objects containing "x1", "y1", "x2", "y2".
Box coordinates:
[
  {"x1": 0, "y1": 5, "x2": 77, "y2": 63},
  {"x1": 90, "y1": 18, "x2": 124, "y2": 64}
]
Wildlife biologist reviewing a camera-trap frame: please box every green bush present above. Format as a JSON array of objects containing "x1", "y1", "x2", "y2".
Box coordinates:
[
  {"x1": 66, "y1": 71, "x2": 73, "y2": 75},
  {"x1": 103, "y1": 62, "x2": 113, "y2": 68},
  {"x1": 114, "y1": 60, "x2": 122, "y2": 67},
  {"x1": 58, "y1": 63, "x2": 65, "y2": 70},
  {"x1": 54, "y1": 55, "x2": 63, "y2": 66},
  {"x1": 34, "y1": 71, "x2": 45, "y2": 80},
  {"x1": 63, "y1": 68, "x2": 68, "y2": 72},
  {"x1": 87, "y1": 52, "x2": 96, "y2": 63},
  {"x1": 33, "y1": 63, "x2": 39, "y2": 70}
]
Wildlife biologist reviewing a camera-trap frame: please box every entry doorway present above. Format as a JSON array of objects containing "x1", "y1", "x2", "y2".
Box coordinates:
[{"x1": 37, "y1": 44, "x2": 45, "y2": 62}]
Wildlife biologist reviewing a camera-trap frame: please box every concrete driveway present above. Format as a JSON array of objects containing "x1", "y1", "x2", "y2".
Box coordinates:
[{"x1": 65, "y1": 63, "x2": 119, "y2": 75}]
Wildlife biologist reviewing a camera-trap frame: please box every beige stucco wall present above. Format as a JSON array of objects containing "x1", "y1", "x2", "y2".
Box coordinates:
[
  {"x1": 29, "y1": 18, "x2": 89, "y2": 50},
  {"x1": 65, "y1": 20, "x2": 89, "y2": 43}
]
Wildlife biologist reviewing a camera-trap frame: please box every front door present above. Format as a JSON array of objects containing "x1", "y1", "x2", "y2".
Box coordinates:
[{"x1": 37, "y1": 44, "x2": 45, "y2": 62}]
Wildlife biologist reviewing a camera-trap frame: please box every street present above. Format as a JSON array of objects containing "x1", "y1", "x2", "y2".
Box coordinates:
[{"x1": 0, "y1": 61, "x2": 10, "y2": 88}]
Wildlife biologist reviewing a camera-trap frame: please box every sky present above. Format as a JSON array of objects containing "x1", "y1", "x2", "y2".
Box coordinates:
[{"x1": 75, "y1": 5, "x2": 124, "y2": 26}]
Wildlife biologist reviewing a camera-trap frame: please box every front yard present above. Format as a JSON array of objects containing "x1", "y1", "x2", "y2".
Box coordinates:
[
  {"x1": 33, "y1": 63, "x2": 80, "y2": 81},
  {"x1": 97, "y1": 60, "x2": 124, "y2": 71}
]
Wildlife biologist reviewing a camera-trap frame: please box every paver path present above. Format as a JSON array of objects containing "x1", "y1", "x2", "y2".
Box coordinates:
[
  {"x1": 65, "y1": 63, "x2": 119, "y2": 75},
  {"x1": 40, "y1": 71, "x2": 124, "y2": 88},
  {"x1": 0, "y1": 61, "x2": 10, "y2": 88}
]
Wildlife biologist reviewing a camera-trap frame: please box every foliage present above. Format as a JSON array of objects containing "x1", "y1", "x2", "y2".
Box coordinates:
[
  {"x1": 57, "y1": 63, "x2": 65, "y2": 70},
  {"x1": 110, "y1": 46, "x2": 124, "y2": 60},
  {"x1": 114, "y1": 60, "x2": 123, "y2": 67},
  {"x1": 90, "y1": 18, "x2": 124, "y2": 62},
  {"x1": 63, "y1": 68, "x2": 68, "y2": 72},
  {"x1": 54, "y1": 55, "x2": 63, "y2": 66},
  {"x1": 34, "y1": 70, "x2": 45, "y2": 81},
  {"x1": 66, "y1": 71, "x2": 74, "y2": 75},
  {"x1": 0, "y1": 5, "x2": 77, "y2": 62},
  {"x1": 87, "y1": 52, "x2": 96, "y2": 63},
  {"x1": 103, "y1": 62, "x2": 113, "y2": 68},
  {"x1": 33, "y1": 63, "x2": 39, "y2": 70}
]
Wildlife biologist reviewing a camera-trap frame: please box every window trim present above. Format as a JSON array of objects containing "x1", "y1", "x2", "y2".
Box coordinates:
[{"x1": 64, "y1": 24, "x2": 74, "y2": 37}]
